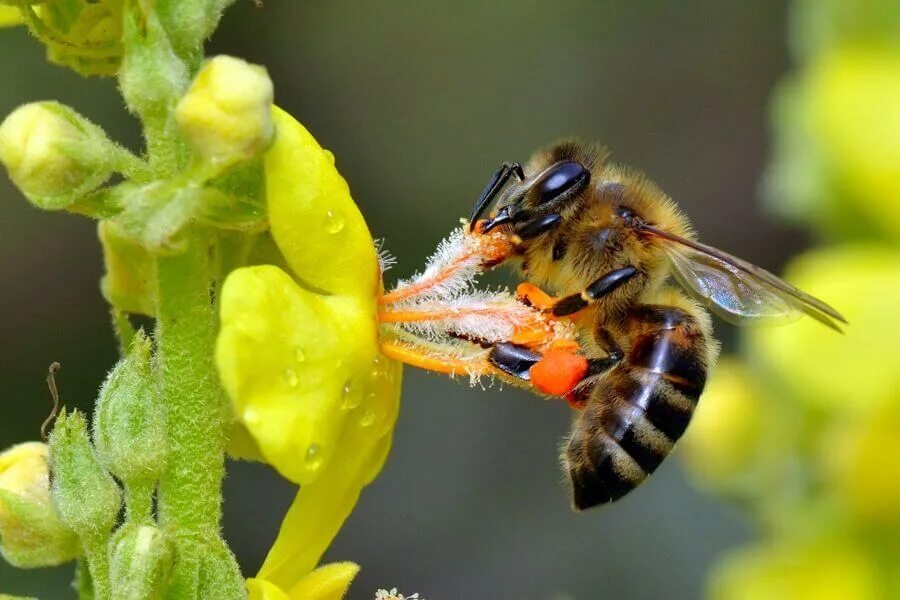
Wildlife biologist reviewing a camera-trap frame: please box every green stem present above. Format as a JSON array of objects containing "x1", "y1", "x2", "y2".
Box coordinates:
[
  {"x1": 84, "y1": 536, "x2": 111, "y2": 600},
  {"x1": 154, "y1": 234, "x2": 227, "y2": 540},
  {"x1": 124, "y1": 480, "x2": 154, "y2": 524}
]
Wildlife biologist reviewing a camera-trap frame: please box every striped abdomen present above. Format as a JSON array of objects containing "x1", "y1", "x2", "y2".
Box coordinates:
[{"x1": 565, "y1": 305, "x2": 709, "y2": 510}]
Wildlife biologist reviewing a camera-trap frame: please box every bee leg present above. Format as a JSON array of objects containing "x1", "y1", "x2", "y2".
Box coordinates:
[
  {"x1": 551, "y1": 266, "x2": 639, "y2": 316},
  {"x1": 511, "y1": 213, "x2": 562, "y2": 242},
  {"x1": 487, "y1": 342, "x2": 542, "y2": 381},
  {"x1": 468, "y1": 162, "x2": 525, "y2": 230},
  {"x1": 586, "y1": 327, "x2": 624, "y2": 377}
]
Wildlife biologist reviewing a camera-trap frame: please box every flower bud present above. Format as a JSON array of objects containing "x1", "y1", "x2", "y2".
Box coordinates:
[
  {"x1": 175, "y1": 55, "x2": 274, "y2": 169},
  {"x1": 109, "y1": 524, "x2": 174, "y2": 600},
  {"x1": 49, "y1": 410, "x2": 122, "y2": 540},
  {"x1": 0, "y1": 442, "x2": 80, "y2": 568},
  {"x1": 0, "y1": 101, "x2": 117, "y2": 210},
  {"x1": 94, "y1": 331, "x2": 166, "y2": 486}
]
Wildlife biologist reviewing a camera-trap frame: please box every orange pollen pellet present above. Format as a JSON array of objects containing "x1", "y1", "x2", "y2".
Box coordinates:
[{"x1": 529, "y1": 349, "x2": 589, "y2": 397}]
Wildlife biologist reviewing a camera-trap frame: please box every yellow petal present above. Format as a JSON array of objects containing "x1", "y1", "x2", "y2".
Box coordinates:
[
  {"x1": 266, "y1": 106, "x2": 379, "y2": 298},
  {"x1": 217, "y1": 265, "x2": 382, "y2": 485},
  {"x1": 256, "y1": 357, "x2": 401, "y2": 589},
  {"x1": 286, "y1": 562, "x2": 360, "y2": 600},
  {"x1": 247, "y1": 578, "x2": 290, "y2": 600}
]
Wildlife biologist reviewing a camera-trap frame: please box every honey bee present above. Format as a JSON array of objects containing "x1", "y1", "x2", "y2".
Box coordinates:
[{"x1": 467, "y1": 141, "x2": 846, "y2": 510}]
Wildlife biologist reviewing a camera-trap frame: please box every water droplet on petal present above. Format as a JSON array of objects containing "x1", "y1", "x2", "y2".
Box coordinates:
[
  {"x1": 323, "y1": 210, "x2": 345, "y2": 234},
  {"x1": 305, "y1": 443, "x2": 323, "y2": 469},
  {"x1": 341, "y1": 380, "x2": 362, "y2": 409},
  {"x1": 295, "y1": 347, "x2": 306, "y2": 363},
  {"x1": 284, "y1": 367, "x2": 299, "y2": 387},
  {"x1": 322, "y1": 150, "x2": 335, "y2": 164},
  {"x1": 359, "y1": 407, "x2": 376, "y2": 427},
  {"x1": 243, "y1": 407, "x2": 259, "y2": 425}
]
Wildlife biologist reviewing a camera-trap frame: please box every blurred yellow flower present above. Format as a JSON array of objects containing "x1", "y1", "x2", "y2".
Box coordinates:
[
  {"x1": 807, "y1": 44, "x2": 900, "y2": 239},
  {"x1": 0, "y1": 6, "x2": 21, "y2": 27},
  {"x1": 681, "y1": 359, "x2": 766, "y2": 489},
  {"x1": 825, "y1": 406, "x2": 900, "y2": 524},
  {"x1": 747, "y1": 245, "x2": 900, "y2": 415},
  {"x1": 216, "y1": 107, "x2": 401, "y2": 594},
  {"x1": 710, "y1": 540, "x2": 882, "y2": 600}
]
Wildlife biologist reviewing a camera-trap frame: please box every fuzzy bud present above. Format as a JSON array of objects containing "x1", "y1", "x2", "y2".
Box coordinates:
[
  {"x1": 0, "y1": 442, "x2": 80, "y2": 568},
  {"x1": 94, "y1": 331, "x2": 166, "y2": 485},
  {"x1": 0, "y1": 101, "x2": 118, "y2": 210},
  {"x1": 109, "y1": 524, "x2": 174, "y2": 599},
  {"x1": 48, "y1": 410, "x2": 122, "y2": 541},
  {"x1": 175, "y1": 55, "x2": 274, "y2": 169}
]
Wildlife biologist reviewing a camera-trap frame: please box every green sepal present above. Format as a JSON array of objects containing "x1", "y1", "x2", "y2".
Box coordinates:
[
  {"x1": 93, "y1": 331, "x2": 166, "y2": 487},
  {"x1": 108, "y1": 524, "x2": 174, "y2": 600},
  {"x1": 48, "y1": 410, "x2": 122, "y2": 541},
  {"x1": 0, "y1": 101, "x2": 140, "y2": 213}
]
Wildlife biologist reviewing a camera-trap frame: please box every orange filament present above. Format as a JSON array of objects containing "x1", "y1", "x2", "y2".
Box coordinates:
[
  {"x1": 379, "y1": 231, "x2": 515, "y2": 306},
  {"x1": 378, "y1": 306, "x2": 513, "y2": 324},
  {"x1": 379, "y1": 340, "x2": 490, "y2": 376}
]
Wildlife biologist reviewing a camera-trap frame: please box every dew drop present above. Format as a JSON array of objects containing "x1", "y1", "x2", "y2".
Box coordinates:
[
  {"x1": 341, "y1": 380, "x2": 362, "y2": 409},
  {"x1": 294, "y1": 347, "x2": 306, "y2": 363},
  {"x1": 359, "y1": 407, "x2": 376, "y2": 427},
  {"x1": 323, "y1": 210, "x2": 345, "y2": 234},
  {"x1": 305, "y1": 443, "x2": 323, "y2": 469},
  {"x1": 322, "y1": 149, "x2": 335, "y2": 164},
  {"x1": 284, "y1": 367, "x2": 299, "y2": 387},
  {"x1": 242, "y1": 407, "x2": 259, "y2": 425}
]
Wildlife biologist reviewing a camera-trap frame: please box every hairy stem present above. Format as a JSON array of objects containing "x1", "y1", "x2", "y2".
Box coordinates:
[
  {"x1": 124, "y1": 480, "x2": 154, "y2": 525},
  {"x1": 154, "y1": 234, "x2": 227, "y2": 541},
  {"x1": 83, "y1": 536, "x2": 111, "y2": 600}
]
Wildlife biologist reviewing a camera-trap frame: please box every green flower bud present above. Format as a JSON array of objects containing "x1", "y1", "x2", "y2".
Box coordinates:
[
  {"x1": 109, "y1": 524, "x2": 174, "y2": 600},
  {"x1": 94, "y1": 331, "x2": 166, "y2": 486},
  {"x1": 48, "y1": 410, "x2": 122, "y2": 541},
  {"x1": 0, "y1": 442, "x2": 80, "y2": 568},
  {"x1": 175, "y1": 55, "x2": 274, "y2": 170},
  {"x1": 0, "y1": 101, "x2": 119, "y2": 211}
]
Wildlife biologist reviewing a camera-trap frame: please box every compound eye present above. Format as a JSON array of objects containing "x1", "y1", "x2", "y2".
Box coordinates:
[{"x1": 536, "y1": 161, "x2": 590, "y2": 205}]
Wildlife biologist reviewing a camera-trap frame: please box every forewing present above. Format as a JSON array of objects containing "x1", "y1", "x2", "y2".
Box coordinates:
[{"x1": 653, "y1": 232, "x2": 846, "y2": 331}]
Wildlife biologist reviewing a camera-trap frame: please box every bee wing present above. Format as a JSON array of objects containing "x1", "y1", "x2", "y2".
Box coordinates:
[{"x1": 640, "y1": 224, "x2": 847, "y2": 331}]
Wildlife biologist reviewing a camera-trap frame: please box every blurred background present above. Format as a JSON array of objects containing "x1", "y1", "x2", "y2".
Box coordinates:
[{"x1": 2, "y1": 1, "x2": 897, "y2": 598}]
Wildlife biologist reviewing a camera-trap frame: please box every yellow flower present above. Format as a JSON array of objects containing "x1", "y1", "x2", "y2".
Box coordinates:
[
  {"x1": 0, "y1": 442, "x2": 80, "y2": 568},
  {"x1": 0, "y1": 6, "x2": 22, "y2": 27},
  {"x1": 807, "y1": 44, "x2": 900, "y2": 239},
  {"x1": 709, "y1": 540, "x2": 882, "y2": 600},
  {"x1": 247, "y1": 562, "x2": 359, "y2": 600},
  {"x1": 824, "y1": 405, "x2": 900, "y2": 524},
  {"x1": 680, "y1": 359, "x2": 767, "y2": 489},
  {"x1": 746, "y1": 245, "x2": 900, "y2": 415},
  {"x1": 216, "y1": 107, "x2": 402, "y2": 595}
]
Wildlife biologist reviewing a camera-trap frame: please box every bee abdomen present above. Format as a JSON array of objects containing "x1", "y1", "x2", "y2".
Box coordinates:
[{"x1": 565, "y1": 305, "x2": 709, "y2": 510}]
